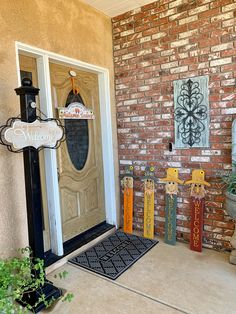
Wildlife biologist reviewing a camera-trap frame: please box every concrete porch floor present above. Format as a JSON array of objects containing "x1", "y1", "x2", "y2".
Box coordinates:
[{"x1": 45, "y1": 237, "x2": 236, "y2": 314}]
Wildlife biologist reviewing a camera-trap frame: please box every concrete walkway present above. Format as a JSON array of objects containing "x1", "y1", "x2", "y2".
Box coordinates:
[{"x1": 44, "y1": 238, "x2": 236, "y2": 314}]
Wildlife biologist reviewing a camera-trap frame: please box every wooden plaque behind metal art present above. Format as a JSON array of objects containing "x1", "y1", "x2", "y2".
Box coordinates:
[{"x1": 174, "y1": 76, "x2": 209, "y2": 148}]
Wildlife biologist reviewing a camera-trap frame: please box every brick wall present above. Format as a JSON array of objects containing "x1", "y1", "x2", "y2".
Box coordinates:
[{"x1": 112, "y1": 0, "x2": 236, "y2": 250}]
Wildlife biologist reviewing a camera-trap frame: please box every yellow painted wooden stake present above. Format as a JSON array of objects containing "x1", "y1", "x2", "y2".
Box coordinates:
[
  {"x1": 143, "y1": 178, "x2": 155, "y2": 239},
  {"x1": 141, "y1": 166, "x2": 156, "y2": 239}
]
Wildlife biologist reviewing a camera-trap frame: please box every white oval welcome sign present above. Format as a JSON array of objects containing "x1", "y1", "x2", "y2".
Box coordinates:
[{"x1": 3, "y1": 119, "x2": 64, "y2": 150}]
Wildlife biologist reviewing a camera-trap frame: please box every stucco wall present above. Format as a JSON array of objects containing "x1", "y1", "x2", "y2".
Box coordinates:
[{"x1": 0, "y1": 0, "x2": 118, "y2": 256}]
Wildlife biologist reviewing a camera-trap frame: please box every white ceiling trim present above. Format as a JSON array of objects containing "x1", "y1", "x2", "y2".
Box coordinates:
[{"x1": 81, "y1": 0, "x2": 154, "y2": 17}]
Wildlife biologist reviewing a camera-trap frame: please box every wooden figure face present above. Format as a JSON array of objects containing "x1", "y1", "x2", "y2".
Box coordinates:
[
  {"x1": 123, "y1": 177, "x2": 133, "y2": 189},
  {"x1": 165, "y1": 181, "x2": 178, "y2": 195},
  {"x1": 144, "y1": 179, "x2": 154, "y2": 195},
  {"x1": 190, "y1": 183, "x2": 205, "y2": 199}
]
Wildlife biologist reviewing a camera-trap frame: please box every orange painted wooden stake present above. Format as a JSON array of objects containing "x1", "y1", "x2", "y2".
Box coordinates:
[{"x1": 122, "y1": 166, "x2": 134, "y2": 234}]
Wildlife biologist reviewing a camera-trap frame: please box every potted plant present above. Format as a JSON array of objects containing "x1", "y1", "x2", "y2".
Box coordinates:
[
  {"x1": 223, "y1": 172, "x2": 236, "y2": 264},
  {"x1": 221, "y1": 119, "x2": 236, "y2": 264},
  {"x1": 0, "y1": 247, "x2": 73, "y2": 313},
  {"x1": 224, "y1": 118, "x2": 236, "y2": 216},
  {"x1": 223, "y1": 172, "x2": 236, "y2": 217}
]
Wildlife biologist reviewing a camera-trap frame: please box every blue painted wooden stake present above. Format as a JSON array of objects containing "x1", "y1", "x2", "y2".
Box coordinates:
[
  {"x1": 161, "y1": 168, "x2": 183, "y2": 246},
  {"x1": 165, "y1": 194, "x2": 177, "y2": 245}
]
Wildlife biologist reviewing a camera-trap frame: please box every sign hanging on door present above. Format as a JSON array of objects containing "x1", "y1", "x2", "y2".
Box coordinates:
[{"x1": 58, "y1": 102, "x2": 95, "y2": 120}]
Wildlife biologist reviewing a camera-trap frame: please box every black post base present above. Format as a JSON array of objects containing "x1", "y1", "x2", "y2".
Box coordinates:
[{"x1": 17, "y1": 280, "x2": 62, "y2": 313}]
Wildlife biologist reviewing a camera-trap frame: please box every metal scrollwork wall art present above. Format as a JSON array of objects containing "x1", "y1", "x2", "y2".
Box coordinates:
[{"x1": 174, "y1": 76, "x2": 209, "y2": 148}]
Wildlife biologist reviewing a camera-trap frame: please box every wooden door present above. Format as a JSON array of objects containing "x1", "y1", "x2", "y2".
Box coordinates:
[{"x1": 50, "y1": 63, "x2": 106, "y2": 242}]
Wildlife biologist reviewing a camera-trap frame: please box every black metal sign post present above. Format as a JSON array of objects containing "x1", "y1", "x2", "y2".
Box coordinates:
[
  {"x1": 15, "y1": 78, "x2": 44, "y2": 260},
  {"x1": 15, "y1": 78, "x2": 62, "y2": 312}
]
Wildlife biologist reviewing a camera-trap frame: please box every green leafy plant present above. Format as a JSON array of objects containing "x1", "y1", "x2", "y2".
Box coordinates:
[
  {"x1": 0, "y1": 247, "x2": 73, "y2": 313},
  {"x1": 220, "y1": 138, "x2": 236, "y2": 195},
  {"x1": 53, "y1": 271, "x2": 74, "y2": 303},
  {"x1": 221, "y1": 171, "x2": 236, "y2": 195}
]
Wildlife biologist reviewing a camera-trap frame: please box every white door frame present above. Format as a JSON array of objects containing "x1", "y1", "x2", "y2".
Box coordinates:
[{"x1": 15, "y1": 41, "x2": 117, "y2": 256}]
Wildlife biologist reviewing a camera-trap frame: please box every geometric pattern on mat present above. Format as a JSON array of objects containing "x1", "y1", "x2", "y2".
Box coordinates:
[{"x1": 69, "y1": 231, "x2": 158, "y2": 280}]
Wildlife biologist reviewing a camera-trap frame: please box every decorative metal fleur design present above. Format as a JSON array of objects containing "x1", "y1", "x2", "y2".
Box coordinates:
[{"x1": 174, "y1": 79, "x2": 207, "y2": 147}]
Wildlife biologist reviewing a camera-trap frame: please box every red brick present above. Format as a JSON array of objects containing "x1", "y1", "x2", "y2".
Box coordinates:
[
  {"x1": 221, "y1": 48, "x2": 236, "y2": 57},
  {"x1": 159, "y1": 20, "x2": 178, "y2": 30},
  {"x1": 142, "y1": 27, "x2": 159, "y2": 36},
  {"x1": 169, "y1": 24, "x2": 188, "y2": 35},
  {"x1": 210, "y1": 0, "x2": 233, "y2": 9},
  {"x1": 151, "y1": 17, "x2": 169, "y2": 27},
  {"x1": 135, "y1": 23, "x2": 151, "y2": 33},
  {"x1": 199, "y1": 7, "x2": 221, "y2": 19},
  {"x1": 141, "y1": 2, "x2": 158, "y2": 12},
  {"x1": 199, "y1": 37, "x2": 220, "y2": 48},
  {"x1": 150, "y1": 4, "x2": 169, "y2": 15}
]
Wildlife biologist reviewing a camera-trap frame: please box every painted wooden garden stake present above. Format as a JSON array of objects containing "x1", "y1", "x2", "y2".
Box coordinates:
[
  {"x1": 185, "y1": 170, "x2": 210, "y2": 252},
  {"x1": 161, "y1": 168, "x2": 183, "y2": 245},
  {"x1": 141, "y1": 166, "x2": 157, "y2": 239},
  {"x1": 122, "y1": 166, "x2": 135, "y2": 234}
]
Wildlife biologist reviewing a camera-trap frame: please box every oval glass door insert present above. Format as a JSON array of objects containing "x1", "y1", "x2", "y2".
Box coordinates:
[{"x1": 64, "y1": 91, "x2": 89, "y2": 171}]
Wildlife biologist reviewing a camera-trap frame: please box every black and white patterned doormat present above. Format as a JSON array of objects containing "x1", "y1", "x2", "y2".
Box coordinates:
[{"x1": 69, "y1": 231, "x2": 158, "y2": 280}]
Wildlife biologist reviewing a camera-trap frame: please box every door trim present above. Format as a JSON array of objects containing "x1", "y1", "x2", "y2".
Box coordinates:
[{"x1": 15, "y1": 41, "x2": 118, "y2": 256}]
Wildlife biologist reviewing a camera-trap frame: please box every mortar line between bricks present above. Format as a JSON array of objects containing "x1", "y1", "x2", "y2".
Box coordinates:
[{"x1": 69, "y1": 263, "x2": 191, "y2": 314}]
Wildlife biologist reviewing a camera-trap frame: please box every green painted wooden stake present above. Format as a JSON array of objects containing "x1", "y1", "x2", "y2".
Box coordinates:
[
  {"x1": 164, "y1": 194, "x2": 177, "y2": 245},
  {"x1": 161, "y1": 168, "x2": 183, "y2": 246}
]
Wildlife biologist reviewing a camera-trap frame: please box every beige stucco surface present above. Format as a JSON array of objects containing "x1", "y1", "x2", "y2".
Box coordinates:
[{"x1": 0, "y1": 0, "x2": 118, "y2": 256}]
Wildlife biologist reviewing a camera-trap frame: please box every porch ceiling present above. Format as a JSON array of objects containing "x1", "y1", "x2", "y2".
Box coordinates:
[{"x1": 81, "y1": 0, "x2": 154, "y2": 17}]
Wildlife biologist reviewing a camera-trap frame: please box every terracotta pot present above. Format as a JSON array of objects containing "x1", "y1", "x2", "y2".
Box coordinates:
[
  {"x1": 225, "y1": 191, "x2": 236, "y2": 219},
  {"x1": 225, "y1": 191, "x2": 236, "y2": 264}
]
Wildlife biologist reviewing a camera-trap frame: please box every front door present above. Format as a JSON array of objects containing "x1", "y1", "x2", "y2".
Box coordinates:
[{"x1": 50, "y1": 63, "x2": 106, "y2": 242}]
